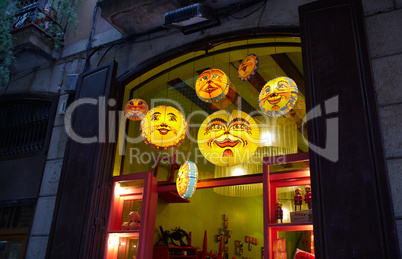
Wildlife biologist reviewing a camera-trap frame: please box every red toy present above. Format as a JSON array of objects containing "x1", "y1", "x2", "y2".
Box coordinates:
[
  {"x1": 275, "y1": 201, "x2": 283, "y2": 223},
  {"x1": 305, "y1": 185, "x2": 312, "y2": 209},
  {"x1": 294, "y1": 188, "x2": 303, "y2": 211}
]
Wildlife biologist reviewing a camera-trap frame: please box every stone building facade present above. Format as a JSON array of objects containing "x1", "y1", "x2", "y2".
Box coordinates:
[{"x1": 1, "y1": 0, "x2": 401, "y2": 258}]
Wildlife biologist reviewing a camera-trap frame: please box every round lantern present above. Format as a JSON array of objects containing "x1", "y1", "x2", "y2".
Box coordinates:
[
  {"x1": 197, "y1": 110, "x2": 260, "y2": 167},
  {"x1": 124, "y1": 98, "x2": 148, "y2": 121},
  {"x1": 259, "y1": 76, "x2": 298, "y2": 117},
  {"x1": 140, "y1": 105, "x2": 187, "y2": 150},
  {"x1": 238, "y1": 54, "x2": 259, "y2": 81},
  {"x1": 176, "y1": 161, "x2": 198, "y2": 199},
  {"x1": 195, "y1": 68, "x2": 230, "y2": 103}
]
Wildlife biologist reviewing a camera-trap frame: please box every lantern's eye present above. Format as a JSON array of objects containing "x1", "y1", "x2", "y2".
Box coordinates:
[
  {"x1": 202, "y1": 76, "x2": 208, "y2": 80},
  {"x1": 264, "y1": 86, "x2": 271, "y2": 94},
  {"x1": 167, "y1": 113, "x2": 177, "y2": 122},
  {"x1": 205, "y1": 119, "x2": 227, "y2": 134},
  {"x1": 277, "y1": 81, "x2": 289, "y2": 90},
  {"x1": 210, "y1": 124, "x2": 224, "y2": 131},
  {"x1": 212, "y1": 74, "x2": 219, "y2": 79},
  {"x1": 138, "y1": 101, "x2": 143, "y2": 105},
  {"x1": 229, "y1": 118, "x2": 252, "y2": 134},
  {"x1": 151, "y1": 112, "x2": 161, "y2": 121},
  {"x1": 231, "y1": 124, "x2": 244, "y2": 130}
]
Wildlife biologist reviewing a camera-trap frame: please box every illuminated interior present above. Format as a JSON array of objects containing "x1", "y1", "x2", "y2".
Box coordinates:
[{"x1": 115, "y1": 37, "x2": 308, "y2": 180}]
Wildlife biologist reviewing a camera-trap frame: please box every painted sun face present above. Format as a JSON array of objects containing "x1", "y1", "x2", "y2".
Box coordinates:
[
  {"x1": 195, "y1": 69, "x2": 230, "y2": 103},
  {"x1": 197, "y1": 110, "x2": 260, "y2": 167},
  {"x1": 176, "y1": 161, "x2": 198, "y2": 199},
  {"x1": 140, "y1": 105, "x2": 187, "y2": 150},
  {"x1": 238, "y1": 54, "x2": 259, "y2": 81},
  {"x1": 124, "y1": 98, "x2": 148, "y2": 121},
  {"x1": 259, "y1": 77, "x2": 298, "y2": 117}
]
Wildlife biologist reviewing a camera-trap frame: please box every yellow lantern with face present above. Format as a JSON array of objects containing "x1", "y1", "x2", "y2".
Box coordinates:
[
  {"x1": 259, "y1": 76, "x2": 298, "y2": 117},
  {"x1": 195, "y1": 68, "x2": 230, "y2": 103},
  {"x1": 197, "y1": 110, "x2": 260, "y2": 167},
  {"x1": 176, "y1": 161, "x2": 198, "y2": 199},
  {"x1": 140, "y1": 105, "x2": 187, "y2": 150},
  {"x1": 238, "y1": 54, "x2": 259, "y2": 81},
  {"x1": 124, "y1": 98, "x2": 148, "y2": 121}
]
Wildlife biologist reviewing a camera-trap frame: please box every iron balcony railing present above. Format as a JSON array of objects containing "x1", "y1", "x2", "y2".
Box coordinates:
[{"x1": 12, "y1": 0, "x2": 73, "y2": 46}]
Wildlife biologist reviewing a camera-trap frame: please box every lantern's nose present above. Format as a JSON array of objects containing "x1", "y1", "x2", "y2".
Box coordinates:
[
  {"x1": 160, "y1": 122, "x2": 168, "y2": 127},
  {"x1": 270, "y1": 92, "x2": 278, "y2": 98}
]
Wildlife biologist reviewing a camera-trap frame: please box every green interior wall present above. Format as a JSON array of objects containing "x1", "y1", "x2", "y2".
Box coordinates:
[{"x1": 155, "y1": 186, "x2": 263, "y2": 258}]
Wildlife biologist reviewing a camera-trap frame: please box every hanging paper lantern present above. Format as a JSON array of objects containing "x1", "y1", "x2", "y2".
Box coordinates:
[
  {"x1": 140, "y1": 105, "x2": 187, "y2": 150},
  {"x1": 210, "y1": 82, "x2": 238, "y2": 110},
  {"x1": 197, "y1": 110, "x2": 260, "y2": 167},
  {"x1": 195, "y1": 68, "x2": 230, "y2": 103},
  {"x1": 238, "y1": 54, "x2": 259, "y2": 81},
  {"x1": 124, "y1": 98, "x2": 148, "y2": 121},
  {"x1": 259, "y1": 77, "x2": 298, "y2": 117},
  {"x1": 176, "y1": 161, "x2": 198, "y2": 199}
]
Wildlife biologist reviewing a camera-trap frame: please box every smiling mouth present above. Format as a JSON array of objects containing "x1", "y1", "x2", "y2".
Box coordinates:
[
  {"x1": 157, "y1": 128, "x2": 170, "y2": 135},
  {"x1": 215, "y1": 139, "x2": 240, "y2": 148},
  {"x1": 268, "y1": 97, "x2": 281, "y2": 105}
]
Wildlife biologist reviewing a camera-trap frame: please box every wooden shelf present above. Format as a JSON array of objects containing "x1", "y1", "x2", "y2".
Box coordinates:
[
  {"x1": 268, "y1": 222, "x2": 313, "y2": 231},
  {"x1": 107, "y1": 230, "x2": 140, "y2": 234},
  {"x1": 158, "y1": 191, "x2": 190, "y2": 203}
]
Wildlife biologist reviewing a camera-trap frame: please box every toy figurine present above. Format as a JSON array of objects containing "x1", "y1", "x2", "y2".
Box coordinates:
[
  {"x1": 294, "y1": 188, "x2": 303, "y2": 211},
  {"x1": 305, "y1": 185, "x2": 312, "y2": 209},
  {"x1": 275, "y1": 201, "x2": 283, "y2": 223}
]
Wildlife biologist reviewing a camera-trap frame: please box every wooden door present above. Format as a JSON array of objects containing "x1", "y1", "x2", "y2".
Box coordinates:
[
  {"x1": 299, "y1": 0, "x2": 400, "y2": 258},
  {"x1": 47, "y1": 61, "x2": 118, "y2": 258}
]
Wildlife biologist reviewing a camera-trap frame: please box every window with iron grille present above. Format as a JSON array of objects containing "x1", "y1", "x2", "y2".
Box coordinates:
[{"x1": 0, "y1": 95, "x2": 57, "y2": 158}]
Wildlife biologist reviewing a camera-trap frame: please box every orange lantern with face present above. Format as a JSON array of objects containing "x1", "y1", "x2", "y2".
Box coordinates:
[
  {"x1": 124, "y1": 98, "x2": 148, "y2": 121},
  {"x1": 176, "y1": 161, "x2": 198, "y2": 199},
  {"x1": 195, "y1": 68, "x2": 230, "y2": 103},
  {"x1": 140, "y1": 105, "x2": 187, "y2": 150},
  {"x1": 197, "y1": 110, "x2": 260, "y2": 167},
  {"x1": 259, "y1": 77, "x2": 298, "y2": 117},
  {"x1": 238, "y1": 54, "x2": 259, "y2": 81}
]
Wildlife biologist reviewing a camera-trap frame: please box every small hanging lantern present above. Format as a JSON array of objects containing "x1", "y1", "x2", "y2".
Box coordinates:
[
  {"x1": 259, "y1": 76, "x2": 298, "y2": 117},
  {"x1": 176, "y1": 161, "x2": 198, "y2": 199},
  {"x1": 238, "y1": 54, "x2": 259, "y2": 81},
  {"x1": 195, "y1": 68, "x2": 230, "y2": 103},
  {"x1": 140, "y1": 105, "x2": 187, "y2": 150},
  {"x1": 197, "y1": 110, "x2": 260, "y2": 167},
  {"x1": 124, "y1": 98, "x2": 149, "y2": 121}
]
